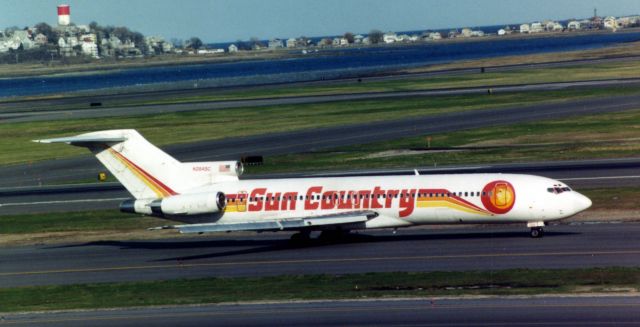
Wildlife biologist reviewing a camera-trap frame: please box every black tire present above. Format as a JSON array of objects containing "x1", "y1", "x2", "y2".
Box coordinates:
[{"x1": 530, "y1": 228, "x2": 544, "y2": 238}]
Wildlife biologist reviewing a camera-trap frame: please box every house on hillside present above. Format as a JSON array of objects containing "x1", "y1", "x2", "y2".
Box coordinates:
[
  {"x1": 427, "y1": 32, "x2": 442, "y2": 40},
  {"x1": 34, "y1": 33, "x2": 48, "y2": 45},
  {"x1": 567, "y1": 21, "x2": 581, "y2": 31},
  {"x1": 268, "y1": 39, "x2": 284, "y2": 49},
  {"x1": 460, "y1": 28, "x2": 472, "y2": 37},
  {"x1": 530, "y1": 22, "x2": 544, "y2": 33},
  {"x1": 81, "y1": 41, "x2": 99, "y2": 58},
  {"x1": 519, "y1": 24, "x2": 530, "y2": 33},
  {"x1": 545, "y1": 21, "x2": 564, "y2": 31},
  {"x1": 383, "y1": 32, "x2": 398, "y2": 43},
  {"x1": 604, "y1": 16, "x2": 618, "y2": 30}
]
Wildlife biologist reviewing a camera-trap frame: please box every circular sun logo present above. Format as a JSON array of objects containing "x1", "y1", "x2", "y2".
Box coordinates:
[{"x1": 481, "y1": 181, "x2": 516, "y2": 214}]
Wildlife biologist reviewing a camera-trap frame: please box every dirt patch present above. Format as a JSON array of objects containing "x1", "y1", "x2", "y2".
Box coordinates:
[
  {"x1": 0, "y1": 230, "x2": 184, "y2": 247},
  {"x1": 463, "y1": 137, "x2": 640, "y2": 148},
  {"x1": 565, "y1": 209, "x2": 640, "y2": 223},
  {"x1": 362, "y1": 149, "x2": 463, "y2": 159}
]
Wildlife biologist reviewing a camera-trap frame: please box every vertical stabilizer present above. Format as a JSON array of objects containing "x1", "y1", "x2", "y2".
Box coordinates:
[{"x1": 35, "y1": 130, "x2": 185, "y2": 199}]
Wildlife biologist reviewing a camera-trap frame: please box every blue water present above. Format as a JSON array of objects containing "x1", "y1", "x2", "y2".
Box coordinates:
[{"x1": 2, "y1": 32, "x2": 640, "y2": 98}]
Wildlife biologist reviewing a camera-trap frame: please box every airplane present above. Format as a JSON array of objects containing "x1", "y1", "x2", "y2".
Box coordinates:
[{"x1": 36, "y1": 129, "x2": 592, "y2": 241}]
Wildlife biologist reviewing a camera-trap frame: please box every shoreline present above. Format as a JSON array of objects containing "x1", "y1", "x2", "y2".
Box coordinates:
[{"x1": 1, "y1": 28, "x2": 639, "y2": 80}]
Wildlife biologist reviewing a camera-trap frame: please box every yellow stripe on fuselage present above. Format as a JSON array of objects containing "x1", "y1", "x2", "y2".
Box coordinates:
[
  {"x1": 107, "y1": 149, "x2": 172, "y2": 198},
  {"x1": 417, "y1": 199, "x2": 491, "y2": 216}
]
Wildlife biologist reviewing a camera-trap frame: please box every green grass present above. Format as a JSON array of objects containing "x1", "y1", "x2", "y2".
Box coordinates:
[
  {"x1": 1, "y1": 268, "x2": 638, "y2": 312},
  {"x1": 246, "y1": 107, "x2": 640, "y2": 174},
  {"x1": 581, "y1": 187, "x2": 640, "y2": 210},
  {"x1": 0, "y1": 210, "x2": 165, "y2": 234},
  {"x1": 4, "y1": 87, "x2": 640, "y2": 166}
]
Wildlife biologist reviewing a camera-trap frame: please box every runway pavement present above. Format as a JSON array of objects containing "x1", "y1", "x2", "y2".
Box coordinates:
[
  {"x1": 3, "y1": 93, "x2": 640, "y2": 188},
  {"x1": 1, "y1": 223, "x2": 639, "y2": 287},
  {"x1": 2, "y1": 78, "x2": 640, "y2": 124},
  {"x1": 4, "y1": 296, "x2": 640, "y2": 326}
]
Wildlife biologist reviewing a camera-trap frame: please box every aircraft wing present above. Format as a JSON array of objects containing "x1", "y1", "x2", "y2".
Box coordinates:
[{"x1": 159, "y1": 211, "x2": 378, "y2": 234}]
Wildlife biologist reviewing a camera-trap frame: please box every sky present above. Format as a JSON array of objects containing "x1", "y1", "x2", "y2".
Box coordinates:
[{"x1": 2, "y1": 0, "x2": 639, "y2": 43}]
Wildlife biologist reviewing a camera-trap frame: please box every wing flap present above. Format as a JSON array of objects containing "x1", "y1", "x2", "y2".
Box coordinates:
[{"x1": 169, "y1": 211, "x2": 377, "y2": 234}]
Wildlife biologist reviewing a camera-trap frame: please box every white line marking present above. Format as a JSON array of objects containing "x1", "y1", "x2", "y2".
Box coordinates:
[{"x1": 0, "y1": 198, "x2": 128, "y2": 207}]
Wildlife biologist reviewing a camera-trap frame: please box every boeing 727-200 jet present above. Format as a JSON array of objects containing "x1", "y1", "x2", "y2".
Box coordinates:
[{"x1": 36, "y1": 129, "x2": 592, "y2": 240}]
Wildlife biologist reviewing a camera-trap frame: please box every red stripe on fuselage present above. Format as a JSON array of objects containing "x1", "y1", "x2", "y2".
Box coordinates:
[{"x1": 112, "y1": 151, "x2": 178, "y2": 196}]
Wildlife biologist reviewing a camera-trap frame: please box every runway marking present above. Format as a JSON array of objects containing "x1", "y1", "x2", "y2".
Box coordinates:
[
  {"x1": 3, "y1": 302, "x2": 639, "y2": 325},
  {"x1": 560, "y1": 175, "x2": 640, "y2": 181},
  {"x1": 2, "y1": 250, "x2": 640, "y2": 278},
  {"x1": 0, "y1": 198, "x2": 128, "y2": 207}
]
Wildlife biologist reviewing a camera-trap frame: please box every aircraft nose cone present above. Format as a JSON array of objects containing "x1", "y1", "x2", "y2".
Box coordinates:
[{"x1": 574, "y1": 193, "x2": 592, "y2": 212}]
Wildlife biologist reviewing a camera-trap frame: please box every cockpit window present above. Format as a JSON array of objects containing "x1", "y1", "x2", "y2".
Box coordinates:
[{"x1": 547, "y1": 186, "x2": 572, "y2": 194}]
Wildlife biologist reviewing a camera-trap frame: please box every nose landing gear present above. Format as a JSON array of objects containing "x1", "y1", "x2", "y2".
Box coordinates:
[
  {"x1": 530, "y1": 227, "x2": 544, "y2": 238},
  {"x1": 527, "y1": 221, "x2": 546, "y2": 238}
]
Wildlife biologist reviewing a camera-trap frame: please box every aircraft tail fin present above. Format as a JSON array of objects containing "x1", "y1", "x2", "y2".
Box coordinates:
[{"x1": 35, "y1": 130, "x2": 183, "y2": 200}]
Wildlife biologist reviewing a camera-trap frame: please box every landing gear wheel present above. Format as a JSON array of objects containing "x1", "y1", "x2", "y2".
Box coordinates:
[{"x1": 530, "y1": 227, "x2": 544, "y2": 238}]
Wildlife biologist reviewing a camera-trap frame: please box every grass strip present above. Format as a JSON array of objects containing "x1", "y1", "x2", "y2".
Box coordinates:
[
  {"x1": 0, "y1": 210, "x2": 164, "y2": 234},
  {"x1": 4, "y1": 87, "x2": 640, "y2": 166},
  {"x1": 1, "y1": 268, "x2": 638, "y2": 312},
  {"x1": 247, "y1": 107, "x2": 640, "y2": 174}
]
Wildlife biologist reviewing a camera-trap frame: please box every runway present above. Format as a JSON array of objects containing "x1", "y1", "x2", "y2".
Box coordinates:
[
  {"x1": 3, "y1": 93, "x2": 640, "y2": 188},
  {"x1": 4, "y1": 296, "x2": 640, "y2": 326},
  {"x1": 1, "y1": 223, "x2": 639, "y2": 287},
  {"x1": 2, "y1": 78, "x2": 640, "y2": 124},
  {"x1": 1, "y1": 157, "x2": 638, "y2": 215}
]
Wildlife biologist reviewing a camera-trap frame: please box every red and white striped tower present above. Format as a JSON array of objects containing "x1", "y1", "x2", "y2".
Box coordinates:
[{"x1": 57, "y1": 4, "x2": 71, "y2": 26}]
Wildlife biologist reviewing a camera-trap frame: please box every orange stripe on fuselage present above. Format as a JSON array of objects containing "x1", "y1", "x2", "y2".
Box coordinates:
[
  {"x1": 108, "y1": 149, "x2": 177, "y2": 198},
  {"x1": 417, "y1": 195, "x2": 492, "y2": 216}
]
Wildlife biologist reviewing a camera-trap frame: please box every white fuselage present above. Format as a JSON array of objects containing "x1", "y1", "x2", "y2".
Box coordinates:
[
  {"x1": 36, "y1": 129, "x2": 592, "y2": 233},
  {"x1": 186, "y1": 173, "x2": 592, "y2": 229}
]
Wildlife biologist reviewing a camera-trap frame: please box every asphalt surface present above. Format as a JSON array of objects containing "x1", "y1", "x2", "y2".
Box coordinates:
[
  {"x1": 1, "y1": 157, "x2": 638, "y2": 215},
  {"x1": 1, "y1": 223, "x2": 639, "y2": 288},
  {"x1": 3, "y1": 93, "x2": 640, "y2": 188},
  {"x1": 4, "y1": 296, "x2": 640, "y2": 326},
  {"x1": 2, "y1": 79, "x2": 640, "y2": 124}
]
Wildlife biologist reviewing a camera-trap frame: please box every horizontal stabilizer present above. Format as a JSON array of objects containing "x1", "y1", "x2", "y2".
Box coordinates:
[
  {"x1": 170, "y1": 211, "x2": 377, "y2": 234},
  {"x1": 34, "y1": 135, "x2": 127, "y2": 145}
]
